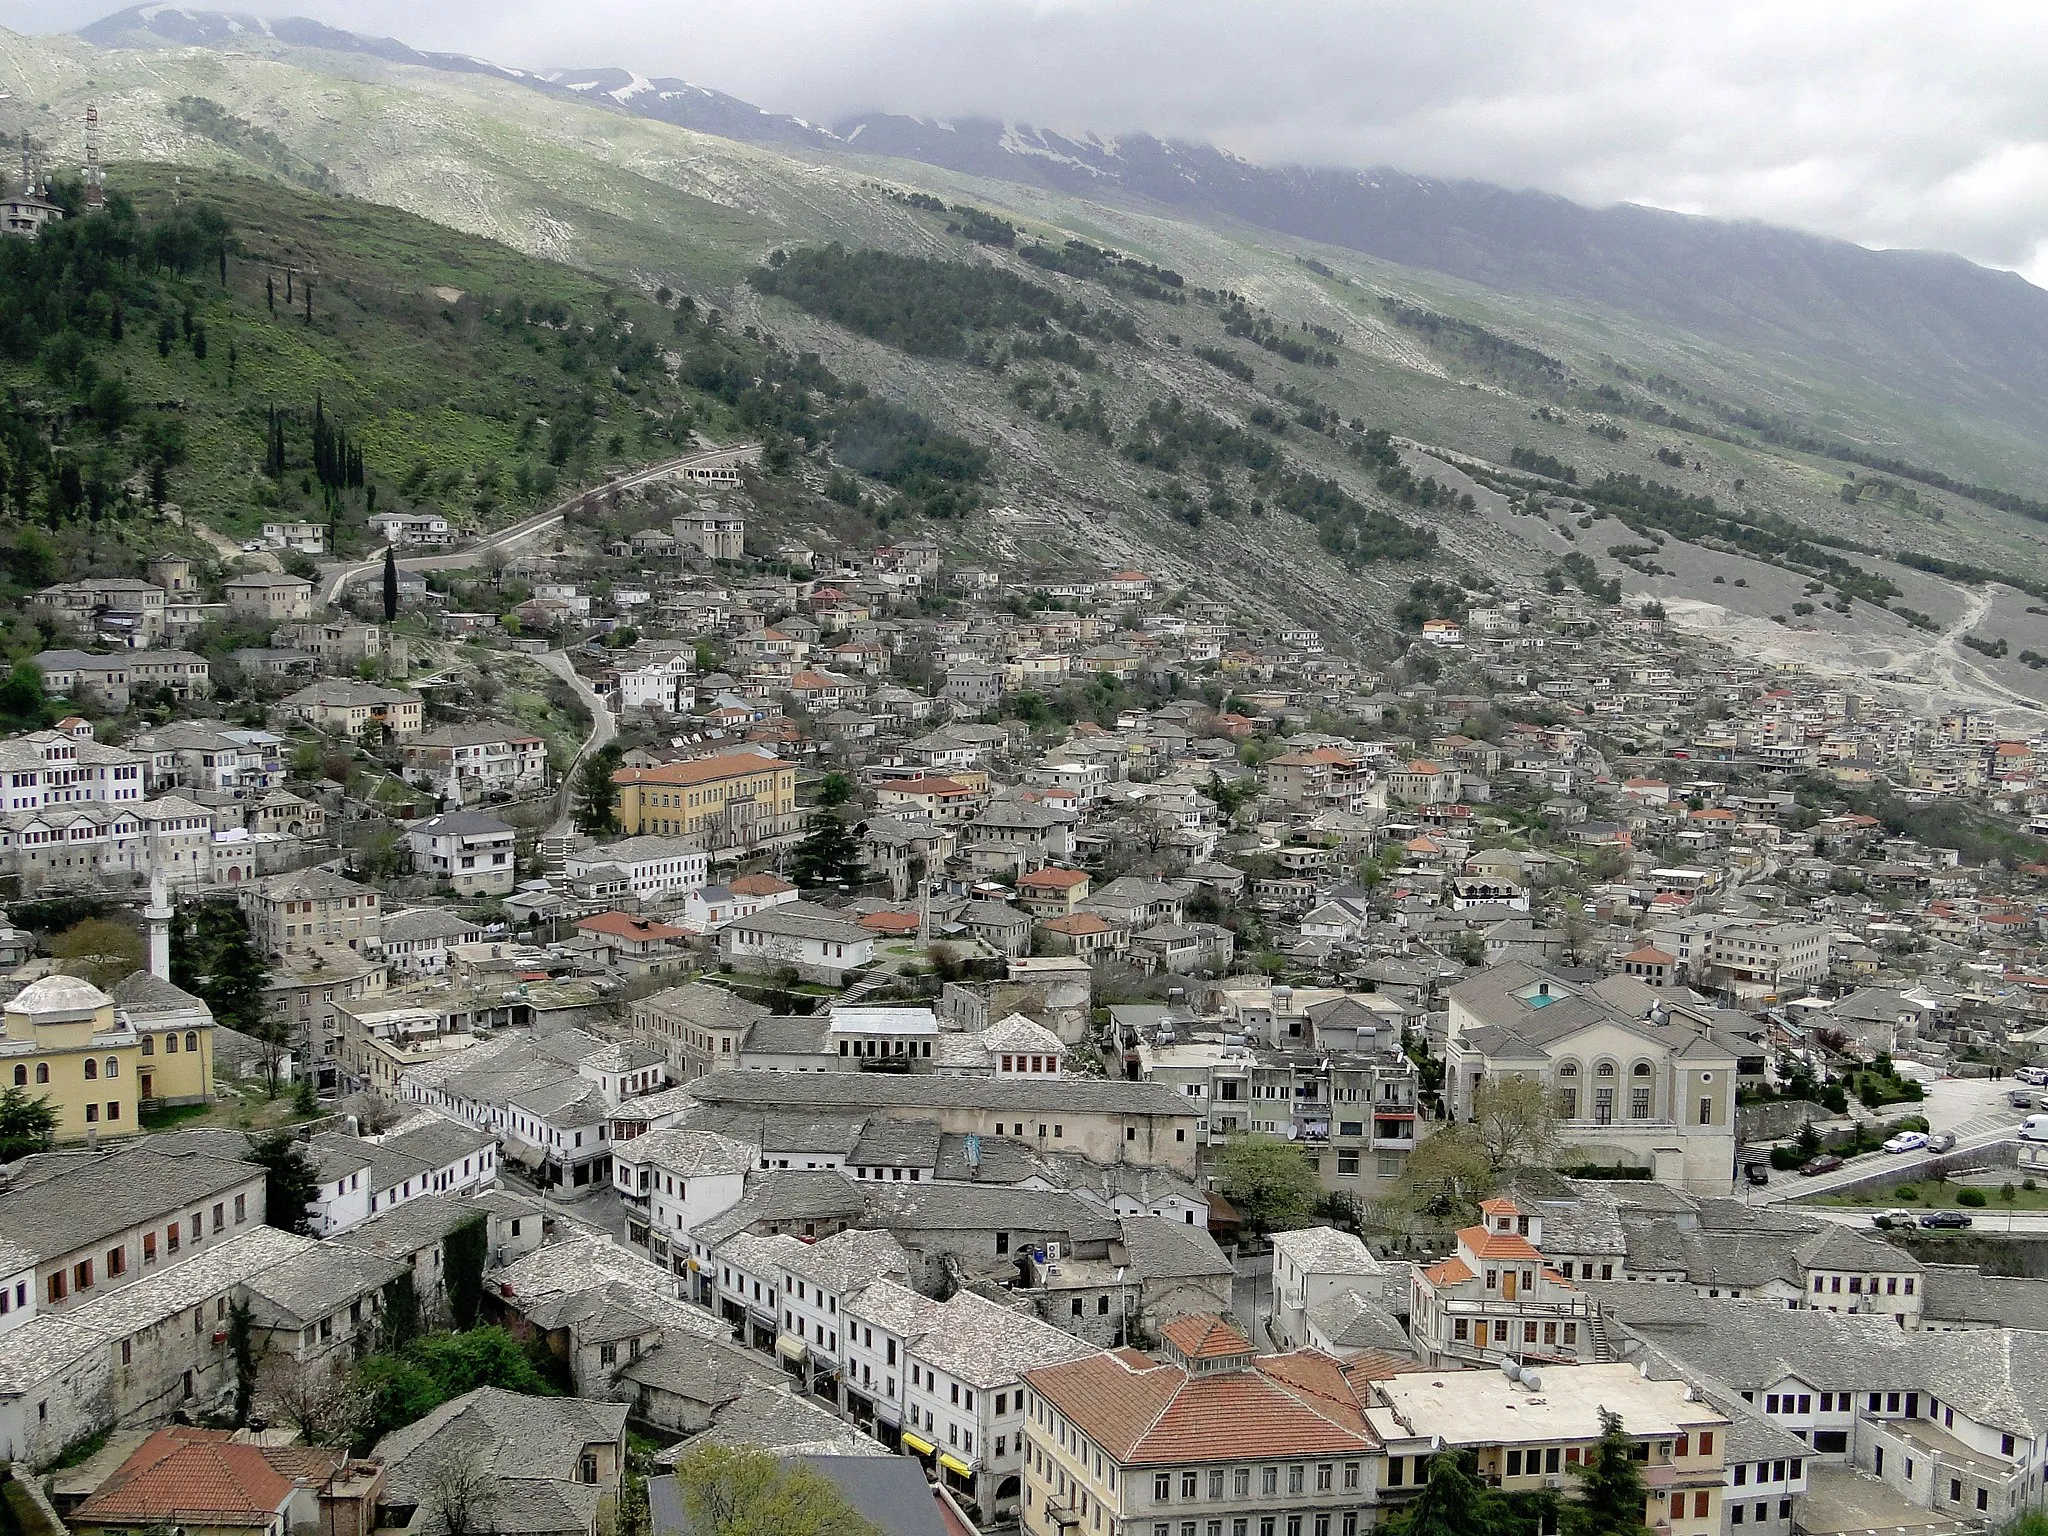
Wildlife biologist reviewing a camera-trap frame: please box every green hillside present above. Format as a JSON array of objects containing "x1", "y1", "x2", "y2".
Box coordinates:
[{"x1": 0, "y1": 164, "x2": 738, "y2": 561}]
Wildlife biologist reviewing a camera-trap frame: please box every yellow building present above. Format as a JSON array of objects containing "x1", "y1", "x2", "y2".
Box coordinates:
[
  {"x1": 0, "y1": 975, "x2": 146, "y2": 1141},
  {"x1": 611, "y1": 752, "x2": 800, "y2": 858},
  {"x1": 111, "y1": 971, "x2": 218, "y2": 1108}
]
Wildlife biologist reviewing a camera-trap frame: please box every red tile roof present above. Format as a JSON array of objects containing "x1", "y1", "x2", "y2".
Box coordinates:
[
  {"x1": 1161, "y1": 1314, "x2": 1252, "y2": 1361},
  {"x1": 1019, "y1": 866, "x2": 1089, "y2": 890},
  {"x1": 73, "y1": 1428, "x2": 323, "y2": 1527},
  {"x1": 575, "y1": 911, "x2": 689, "y2": 940},
  {"x1": 729, "y1": 873, "x2": 797, "y2": 896},
  {"x1": 1457, "y1": 1224, "x2": 1545, "y2": 1262},
  {"x1": 1026, "y1": 1339, "x2": 1381, "y2": 1465},
  {"x1": 614, "y1": 751, "x2": 788, "y2": 787}
]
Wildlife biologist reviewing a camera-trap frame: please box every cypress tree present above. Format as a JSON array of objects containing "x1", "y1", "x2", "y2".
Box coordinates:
[{"x1": 383, "y1": 544, "x2": 399, "y2": 622}]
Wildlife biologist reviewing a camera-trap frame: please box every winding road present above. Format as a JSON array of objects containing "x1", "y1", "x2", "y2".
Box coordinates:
[
  {"x1": 316, "y1": 443, "x2": 758, "y2": 604},
  {"x1": 532, "y1": 650, "x2": 617, "y2": 837}
]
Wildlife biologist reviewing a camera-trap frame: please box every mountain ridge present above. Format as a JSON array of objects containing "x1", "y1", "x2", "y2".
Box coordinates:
[{"x1": 67, "y1": 4, "x2": 2048, "y2": 478}]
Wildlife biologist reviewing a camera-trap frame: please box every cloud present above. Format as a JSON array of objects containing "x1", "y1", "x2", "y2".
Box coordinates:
[{"x1": 15, "y1": 0, "x2": 2048, "y2": 278}]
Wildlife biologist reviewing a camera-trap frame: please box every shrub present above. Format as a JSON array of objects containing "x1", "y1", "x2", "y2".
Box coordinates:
[
  {"x1": 1893, "y1": 1185, "x2": 1919, "y2": 1202},
  {"x1": 1956, "y1": 1188, "x2": 1987, "y2": 1208}
]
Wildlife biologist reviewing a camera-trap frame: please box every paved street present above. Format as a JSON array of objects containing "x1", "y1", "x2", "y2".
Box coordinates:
[{"x1": 1751, "y1": 1076, "x2": 2033, "y2": 1205}]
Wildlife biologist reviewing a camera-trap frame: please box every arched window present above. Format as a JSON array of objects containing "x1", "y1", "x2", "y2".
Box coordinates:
[
  {"x1": 34, "y1": 1063, "x2": 48, "y2": 1084},
  {"x1": 1632, "y1": 1061, "x2": 1653, "y2": 1077},
  {"x1": 142, "y1": 1035, "x2": 154, "y2": 1056},
  {"x1": 185, "y1": 1032, "x2": 198, "y2": 1053},
  {"x1": 165, "y1": 1033, "x2": 178, "y2": 1054},
  {"x1": 83, "y1": 1059, "x2": 97, "y2": 1081},
  {"x1": 105, "y1": 1057, "x2": 118, "y2": 1078},
  {"x1": 10, "y1": 1065, "x2": 23, "y2": 1087},
  {"x1": 1557, "y1": 1062, "x2": 1579, "y2": 1078},
  {"x1": 1596, "y1": 1061, "x2": 1616, "y2": 1078}
]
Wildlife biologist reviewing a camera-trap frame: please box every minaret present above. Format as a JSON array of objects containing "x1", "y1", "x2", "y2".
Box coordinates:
[
  {"x1": 83, "y1": 105, "x2": 103, "y2": 214},
  {"x1": 145, "y1": 871, "x2": 173, "y2": 982}
]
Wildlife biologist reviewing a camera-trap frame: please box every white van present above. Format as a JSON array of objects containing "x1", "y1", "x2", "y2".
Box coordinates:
[{"x1": 2021, "y1": 1114, "x2": 2048, "y2": 1143}]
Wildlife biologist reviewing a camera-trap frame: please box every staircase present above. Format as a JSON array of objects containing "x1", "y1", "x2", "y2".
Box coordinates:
[{"x1": 1586, "y1": 1304, "x2": 1615, "y2": 1362}]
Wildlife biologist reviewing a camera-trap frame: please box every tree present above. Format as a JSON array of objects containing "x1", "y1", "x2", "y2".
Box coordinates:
[
  {"x1": 1382, "y1": 1451, "x2": 1517, "y2": 1536},
  {"x1": 1398, "y1": 1121, "x2": 1496, "y2": 1224},
  {"x1": 176, "y1": 899, "x2": 277, "y2": 1087},
  {"x1": 574, "y1": 744, "x2": 624, "y2": 835},
  {"x1": 444, "y1": 1215, "x2": 490, "y2": 1330},
  {"x1": 422, "y1": 1450, "x2": 498, "y2": 1536},
  {"x1": 0, "y1": 1086, "x2": 58, "y2": 1161},
  {"x1": 245, "y1": 1130, "x2": 321, "y2": 1235},
  {"x1": 0, "y1": 660, "x2": 53, "y2": 734},
  {"x1": 228, "y1": 1297, "x2": 259, "y2": 1426},
  {"x1": 667, "y1": 1443, "x2": 880, "y2": 1536},
  {"x1": 51, "y1": 917, "x2": 146, "y2": 988},
  {"x1": 1564, "y1": 1411, "x2": 1653, "y2": 1536},
  {"x1": 790, "y1": 808, "x2": 863, "y2": 890},
  {"x1": 815, "y1": 770, "x2": 855, "y2": 808},
  {"x1": 260, "y1": 1353, "x2": 368, "y2": 1447},
  {"x1": 383, "y1": 545, "x2": 399, "y2": 622},
  {"x1": 1210, "y1": 1133, "x2": 1319, "y2": 1235},
  {"x1": 1471, "y1": 1073, "x2": 1564, "y2": 1175},
  {"x1": 353, "y1": 1325, "x2": 558, "y2": 1445}
]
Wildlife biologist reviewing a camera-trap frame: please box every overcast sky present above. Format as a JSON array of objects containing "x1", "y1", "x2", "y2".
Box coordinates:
[{"x1": 16, "y1": 0, "x2": 2048, "y2": 281}]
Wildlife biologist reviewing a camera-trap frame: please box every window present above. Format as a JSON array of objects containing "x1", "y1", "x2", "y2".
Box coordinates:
[
  {"x1": 1208, "y1": 1470, "x2": 1224, "y2": 1499},
  {"x1": 1235, "y1": 1470, "x2": 1250, "y2": 1498},
  {"x1": 1155, "y1": 1474, "x2": 1172, "y2": 1502},
  {"x1": 1316, "y1": 1464, "x2": 1333, "y2": 1492},
  {"x1": 1261, "y1": 1467, "x2": 1278, "y2": 1496},
  {"x1": 1182, "y1": 1472, "x2": 1199, "y2": 1499},
  {"x1": 83, "y1": 1059, "x2": 96, "y2": 1080},
  {"x1": 1288, "y1": 1465, "x2": 1304, "y2": 1495}
]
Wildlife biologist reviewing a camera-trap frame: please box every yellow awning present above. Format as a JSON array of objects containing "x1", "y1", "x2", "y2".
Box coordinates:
[
  {"x1": 901, "y1": 1431, "x2": 935, "y2": 1457},
  {"x1": 775, "y1": 1334, "x2": 808, "y2": 1363},
  {"x1": 938, "y1": 1453, "x2": 975, "y2": 1480}
]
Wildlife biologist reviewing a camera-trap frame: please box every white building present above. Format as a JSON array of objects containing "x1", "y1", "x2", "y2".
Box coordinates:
[
  {"x1": 368, "y1": 511, "x2": 456, "y2": 547},
  {"x1": 382, "y1": 908, "x2": 487, "y2": 977},
  {"x1": 563, "y1": 837, "x2": 709, "y2": 903},
  {"x1": 613, "y1": 1128, "x2": 755, "y2": 1268},
  {"x1": 402, "y1": 811, "x2": 517, "y2": 896},
  {"x1": 618, "y1": 653, "x2": 698, "y2": 716}
]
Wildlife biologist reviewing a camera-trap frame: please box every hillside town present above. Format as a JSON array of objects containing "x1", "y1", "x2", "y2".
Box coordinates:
[{"x1": 0, "y1": 468, "x2": 2046, "y2": 1536}]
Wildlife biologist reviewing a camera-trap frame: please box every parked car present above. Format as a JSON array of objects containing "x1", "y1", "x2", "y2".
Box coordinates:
[
  {"x1": 1883, "y1": 1131, "x2": 1929, "y2": 1154},
  {"x1": 1744, "y1": 1163, "x2": 1771, "y2": 1187},
  {"x1": 2010, "y1": 1091, "x2": 2035, "y2": 1110},
  {"x1": 1919, "y1": 1210, "x2": 1973, "y2": 1229},
  {"x1": 1873, "y1": 1208, "x2": 1920, "y2": 1228},
  {"x1": 1927, "y1": 1131, "x2": 1956, "y2": 1152},
  {"x1": 2016, "y1": 1067, "x2": 2048, "y2": 1086},
  {"x1": 2021, "y1": 1114, "x2": 2048, "y2": 1143},
  {"x1": 1800, "y1": 1154, "x2": 1845, "y2": 1176}
]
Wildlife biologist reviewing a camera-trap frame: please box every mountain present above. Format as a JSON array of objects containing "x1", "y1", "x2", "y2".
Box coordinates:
[
  {"x1": 75, "y1": 5, "x2": 525, "y2": 79},
  {"x1": 31, "y1": 6, "x2": 2048, "y2": 710},
  {"x1": 74, "y1": 7, "x2": 2048, "y2": 482}
]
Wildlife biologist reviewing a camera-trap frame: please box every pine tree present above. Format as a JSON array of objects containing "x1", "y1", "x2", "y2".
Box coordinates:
[
  {"x1": 791, "y1": 808, "x2": 864, "y2": 890},
  {"x1": 1384, "y1": 1452, "x2": 1516, "y2": 1536},
  {"x1": 266, "y1": 271, "x2": 274, "y2": 314},
  {"x1": 1564, "y1": 1412, "x2": 1655, "y2": 1536},
  {"x1": 383, "y1": 544, "x2": 399, "y2": 622}
]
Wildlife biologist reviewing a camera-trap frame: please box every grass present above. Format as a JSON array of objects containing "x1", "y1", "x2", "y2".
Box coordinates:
[
  {"x1": 1809, "y1": 1178, "x2": 2048, "y2": 1212},
  {"x1": 141, "y1": 1078, "x2": 322, "y2": 1135},
  {"x1": 138, "y1": 1099, "x2": 215, "y2": 1131}
]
